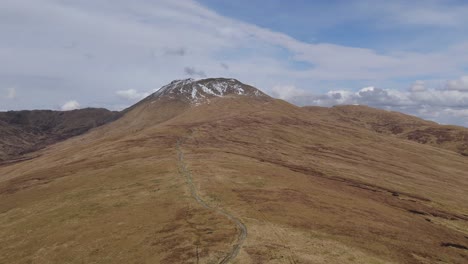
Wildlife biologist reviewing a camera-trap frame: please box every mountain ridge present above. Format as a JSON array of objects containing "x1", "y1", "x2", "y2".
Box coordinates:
[
  {"x1": 0, "y1": 108, "x2": 120, "y2": 163},
  {"x1": 304, "y1": 104, "x2": 468, "y2": 156}
]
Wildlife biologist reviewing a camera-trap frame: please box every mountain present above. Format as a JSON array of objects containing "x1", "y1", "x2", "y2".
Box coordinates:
[
  {"x1": 151, "y1": 78, "x2": 269, "y2": 102},
  {"x1": 111, "y1": 78, "x2": 271, "y2": 134},
  {"x1": 0, "y1": 108, "x2": 120, "y2": 164},
  {"x1": 0, "y1": 78, "x2": 467, "y2": 264},
  {"x1": 304, "y1": 105, "x2": 468, "y2": 156}
]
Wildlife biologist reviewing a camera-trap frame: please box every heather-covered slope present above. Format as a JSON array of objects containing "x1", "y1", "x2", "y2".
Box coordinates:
[
  {"x1": 0, "y1": 79, "x2": 467, "y2": 263},
  {"x1": 0, "y1": 108, "x2": 120, "y2": 163}
]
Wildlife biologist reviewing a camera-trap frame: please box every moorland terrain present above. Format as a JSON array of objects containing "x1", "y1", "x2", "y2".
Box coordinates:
[{"x1": 0, "y1": 78, "x2": 467, "y2": 263}]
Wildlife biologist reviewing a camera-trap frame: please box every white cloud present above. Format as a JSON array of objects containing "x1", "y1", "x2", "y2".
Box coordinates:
[
  {"x1": 184, "y1": 67, "x2": 206, "y2": 78},
  {"x1": 284, "y1": 75, "x2": 468, "y2": 127},
  {"x1": 443, "y1": 108, "x2": 468, "y2": 118},
  {"x1": 446, "y1": 76, "x2": 468, "y2": 91},
  {"x1": 409, "y1": 80, "x2": 426, "y2": 92},
  {"x1": 291, "y1": 85, "x2": 468, "y2": 109},
  {"x1": 5, "y1": 87, "x2": 16, "y2": 99},
  {"x1": 345, "y1": 1, "x2": 468, "y2": 29},
  {"x1": 163, "y1": 47, "x2": 186, "y2": 56},
  {"x1": 2, "y1": 0, "x2": 468, "y2": 100},
  {"x1": 116, "y1": 89, "x2": 149, "y2": 101},
  {"x1": 0, "y1": 0, "x2": 468, "y2": 126},
  {"x1": 409, "y1": 89, "x2": 468, "y2": 108},
  {"x1": 270, "y1": 85, "x2": 307, "y2": 100},
  {"x1": 61, "y1": 100, "x2": 80, "y2": 111},
  {"x1": 220, "y1": 63, "x2": 229, "y2": 70},
  {"x1": 290, "y1": 86, "x2": 414, "y2": 108}
]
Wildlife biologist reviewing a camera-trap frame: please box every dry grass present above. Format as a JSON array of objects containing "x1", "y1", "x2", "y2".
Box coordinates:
[
  {"x1": 1, "y1": 96, "x2": 467, "y2": 263},
  {"x1": 303, "y1": 105, "x2": 468, "y2": 156}
]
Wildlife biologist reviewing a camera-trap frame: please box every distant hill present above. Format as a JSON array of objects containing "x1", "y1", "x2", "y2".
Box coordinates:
[
  {"x1": 304, "y1": 105, "x2": 468, "y2": 156},
  {"x1": 0, "y1": 108, "x2": 120, "y2": 163}
]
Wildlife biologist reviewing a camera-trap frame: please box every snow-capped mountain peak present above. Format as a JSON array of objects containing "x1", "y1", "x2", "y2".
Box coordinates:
[{"x1": 152, "y1": 78, "x2": 269, "y2": 104}]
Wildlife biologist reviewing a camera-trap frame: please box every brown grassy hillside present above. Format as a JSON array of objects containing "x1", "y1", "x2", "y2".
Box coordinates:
[
  {"x1": 304, "y1": 105, "x2": 468, "y2": 156},
  {"x1": 0, "y1": 80, "x2": 467, "y2": 263}
]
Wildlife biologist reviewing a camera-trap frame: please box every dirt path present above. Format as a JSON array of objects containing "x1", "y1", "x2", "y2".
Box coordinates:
[{"x1": 177, "y1": 139, "x2": 247, "y2": 264}]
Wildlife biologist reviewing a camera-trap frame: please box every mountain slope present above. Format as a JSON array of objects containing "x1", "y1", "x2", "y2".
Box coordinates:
[
  {"x1": 304, "y1": 105, "x2": 468, "y2": 156},
  {"x1": 150, "y1": 78, "x2": 268, "y2": 103},
  {"x1": 0, "y1": 79, "x2": 467, "y2": 263},
  {"x1": 114, "y1": 78, "x2": 271, "y2": 132},
  {"x1": 0, "y1": 108, "x2": 120, "y2": 163}
]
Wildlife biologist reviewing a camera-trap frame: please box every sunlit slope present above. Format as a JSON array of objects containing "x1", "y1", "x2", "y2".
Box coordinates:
[
  {"x1": 0, "y1": 80, "x2": 467, "y2": 263},
  {"x1": 170, "y1": 97, "x2": 468, "y2": 263}
]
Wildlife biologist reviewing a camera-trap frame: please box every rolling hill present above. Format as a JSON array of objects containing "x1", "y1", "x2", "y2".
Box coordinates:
[
  {"x1": 304, "y1": 105, "x2": 468, "y2": 156},
  {"x1": 0, "y1": 78, "x2": 467, "y2": 263},
  {"x1": 0, "y1": 108, "x2": 120, "y2": 164}
]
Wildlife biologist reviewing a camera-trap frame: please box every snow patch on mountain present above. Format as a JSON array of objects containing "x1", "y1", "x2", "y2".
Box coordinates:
[{"x1": 152, "y1": 78, "x2": 268, "y2": 104}]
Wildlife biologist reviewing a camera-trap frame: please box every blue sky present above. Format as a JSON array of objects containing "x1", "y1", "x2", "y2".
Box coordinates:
[
  {"x1": 199, "y1": 0, "x2": 384, "y2": 48},
  {"x1": 199, "y1": 0, "x2": 468, "y2": 52},
  {"x1": 1, "y1": 0, "x2": 468, "y2": 126}
]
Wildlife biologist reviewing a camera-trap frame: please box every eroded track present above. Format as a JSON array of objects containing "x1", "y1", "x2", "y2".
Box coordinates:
[{"x1": 176, "y1": 140, "x2": 247, "y2": 264}]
